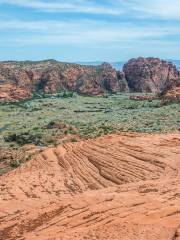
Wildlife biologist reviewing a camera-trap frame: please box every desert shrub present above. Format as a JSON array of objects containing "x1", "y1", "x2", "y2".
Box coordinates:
[
  {"x1": 30, "y1": 107, "x2": 42, "y2": 112},
  {"x1": 43, "y1": 135, "x2": 57, "y2": 145},
  {"x1": 32, "y1": 92, "x2": 43, "y2": 99},
  {"x1": 142, "y1": 100, "x2": 162, "y2": 108},
  {"x1": 102, "y1": 94, "x2": 109, "y2": 98},
  {"x1": 81, "y1": 123, "x2": 115, "y2": 138},
  {"x1": 47, "y1": 120, "x2": 67, "y2": 130},
  {"x1": 71, "y1": 138, "x2": 78, "y2": 142},
  {"x1": 126, "y1": 102, "x2": 140, "y2": 109},
  {"x1": 99, "y1": 123, "x2": 115, "y2": 135},
  {"x1": 4, "y1": 132, "x2": 43, "y2": 145},
  {"x1": 10, "y1": 160, "x2": 20, "y2": 168},
  {"x1": 62, "y1": 91, "x2": 74, "y2": 98},
  {"x1": 4, "y1": 133, "x2": 17, "y2": 142},
  {"x1": 47, "y1": 120, "x2": 77, "y2": 134}
]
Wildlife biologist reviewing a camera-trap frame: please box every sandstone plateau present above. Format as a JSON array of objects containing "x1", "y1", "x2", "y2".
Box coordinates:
[
  {"x1": 0, "y1": 57, "x2": 179, "y2": 101},
  {"x1": 0, "y1": 133, "x2": 180, "y2": 240}
]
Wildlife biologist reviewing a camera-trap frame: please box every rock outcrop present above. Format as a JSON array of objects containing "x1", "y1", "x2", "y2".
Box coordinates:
[
  {"x1": 0, "y1": 60, "x2": 127, "y2": 101},
  {"x1": 0, "y1": 58, "x2": 180, "y2": 101},
  {"x1": 40, "y1": 62, "x2": 123, "y2": 95},
  {"x1": 123, "y1": 57, "x2": 180, "y2": 93},
  {"x1": 0, "y1": 83, "x2": 32, "y2": 102},
  {"x1": 0, "y1": 133, "x2": 180, "y2": 239},
  {"x1": 162, "y1": 86, "x2": 180, "y2": 103},
  {"x1": 116, "y1": 70, "x2": 129, "y2": 92}
]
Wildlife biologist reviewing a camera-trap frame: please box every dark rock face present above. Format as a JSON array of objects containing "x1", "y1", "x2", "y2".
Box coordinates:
[
  {"x1": 123, "y1": 57, "x2": 180, "y2": 93},
  {"x1": 117, "y1": 71, "x2": 129, "y2": 92}
]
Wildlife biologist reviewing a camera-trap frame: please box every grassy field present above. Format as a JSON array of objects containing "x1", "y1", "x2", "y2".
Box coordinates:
[{"x1": 0, "y1": 92, "x2": 180, "y2": 149}]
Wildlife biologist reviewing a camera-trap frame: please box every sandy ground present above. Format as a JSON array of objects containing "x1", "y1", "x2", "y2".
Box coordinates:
[{"x1": 0, "y1": 132, "x2": 180, "y2": 240}]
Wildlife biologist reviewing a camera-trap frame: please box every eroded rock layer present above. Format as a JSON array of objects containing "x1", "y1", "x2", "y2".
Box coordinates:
[
  {"x1": 0, "y1": 133, "x2": 180, "y2": 240},
  {"x1": 0, "y1": 60, "x2": 127, "y2": 101},
  {"x1": 1, "y1": 57, "x2": 180, "y2": 101},
  {"x1": 162, "y1": 86, "x2": 180, "y2": 103},
  {"x1": 123, "y1": 57, "x2": 180, "y2": 93}
]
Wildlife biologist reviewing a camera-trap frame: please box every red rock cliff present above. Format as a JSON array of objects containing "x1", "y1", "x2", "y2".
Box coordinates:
[
  {"x1": 0, "y1": 60, "x2": 127, "y2": 101},
  {"x1": 123, "y1": 57, "x2": 180, "y2": 93}
]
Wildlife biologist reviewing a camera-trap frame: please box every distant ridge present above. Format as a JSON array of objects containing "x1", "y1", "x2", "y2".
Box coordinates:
[
  {"x1": 76, "y1": 61, "x2": 125, "y2": 70},
  {"x1": 77, "y1": 60, "x2": 180, "y2": 70},
  {"x1": 1, "y1": 59, "x2": 179, "y2": 71}
]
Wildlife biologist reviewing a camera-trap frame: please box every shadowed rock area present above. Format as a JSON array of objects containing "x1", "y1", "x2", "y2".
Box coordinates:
[{"x1": 0, "y1": 133, "x2": 180, "y2": 240}]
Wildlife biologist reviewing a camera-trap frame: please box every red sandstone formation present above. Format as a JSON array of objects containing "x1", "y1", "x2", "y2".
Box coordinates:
[
  {"x1": 0, "y1": 58, "x2": 180, "y2": 101},
  {"x1": 162, "y1": 86, "x2": 180, "y2": 103},
  {"x1": 0, "y1": 61, "x2": 127, "y2": 101},
  {"x1": 0, "y1": 133, "x2": 180, "y2": 240},
  {"x1": 0, "y1": 83, "x2": 31, "y2": 102},
  {"x1": 123, "y1": 57, "x2": 180, "y2": 93}
]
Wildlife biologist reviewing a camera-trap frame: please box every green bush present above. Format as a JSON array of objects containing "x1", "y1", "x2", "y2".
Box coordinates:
[
  {"x1": 126, "y1": 102, "x2": 140, "y2": 109},
  {"x1": 10, "y1": 160, "x2": 20, "y2": 168},
  {"x1": 62, "y1": 91, "x2": 74, "y2": 98},
  {"x1": 32, "y1": 92, "x2": 43, "y2": 99},
  {"x1": 71, "y1": 138, "x2": 78, "y2": 142},
  {"x1": 4, "y1": 132, "x2": 43, "y2": 145}
]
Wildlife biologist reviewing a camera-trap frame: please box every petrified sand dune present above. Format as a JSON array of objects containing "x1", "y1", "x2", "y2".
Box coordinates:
[{"x1": 0, "y1": 133, "x2": 180, "y2": 239}]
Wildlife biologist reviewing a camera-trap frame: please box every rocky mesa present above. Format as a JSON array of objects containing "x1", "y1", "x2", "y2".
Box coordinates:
[
  {"x1": 123, "y1": 57, "x2": 180, "y2": 93},
  {"x1": 0, "y1": 57, "x2": 180, "y2": 101},
  {"x1": 0, "y1": 60, "x2": 128, "y2": 101}
]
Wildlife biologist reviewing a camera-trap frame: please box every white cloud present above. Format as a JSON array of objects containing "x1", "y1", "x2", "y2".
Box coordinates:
[
  {"x1": 0, "y1": 0, "x2": 180, "y2": 60},
  {"x1": 0, "y1": 0, "x2": 123, "y2": 15},
  {"x1": 1, "y1": 0, "x2": 180, "y2": 19},
  {"x1": 124, "y1": 0, "x2": 180, "y2": 20},
  {"x1": 1, "y1": 19, "x2": 180, "y2": 46}
]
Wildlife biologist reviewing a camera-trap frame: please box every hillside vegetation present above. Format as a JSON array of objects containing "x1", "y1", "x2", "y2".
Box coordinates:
[{"x1": 1, "y1": 93, "x2": 179, "y2": 148}]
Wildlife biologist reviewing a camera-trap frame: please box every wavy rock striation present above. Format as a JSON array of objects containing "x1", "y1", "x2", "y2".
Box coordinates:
[{"x1": 0, "y1": 133, "x2": 180, "y2": 239}]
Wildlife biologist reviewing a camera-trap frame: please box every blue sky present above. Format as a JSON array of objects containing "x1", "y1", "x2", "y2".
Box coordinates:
[{"x1": 0, "y1": 0, "x2": 180, "y2": 61}]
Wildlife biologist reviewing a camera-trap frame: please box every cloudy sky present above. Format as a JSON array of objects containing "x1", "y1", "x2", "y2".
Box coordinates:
[{"x1": 0, "y1": 0, "x2": 180, "y2": 61}]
